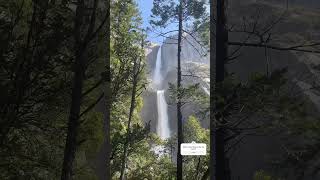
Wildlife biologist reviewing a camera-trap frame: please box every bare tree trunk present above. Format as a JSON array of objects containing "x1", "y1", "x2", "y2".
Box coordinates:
[
  {"x1": 95, "y1": 1, "x2": 111, "y2": 179},
  {"x1": 177, "y1": 0, "x2": 183, "y2": 179},
  {"x1": 195, "y1": 157, "x2": 201, "y2": 179},
  {"x1": 61, "y1": 1, "x2": 85, "y2": 179},
  {"x1": 209, "y1": 0, "x2": 215, "y2": 179},
  {"x1": 212, "y1": 0, "x2": 230, "y2": 180}
]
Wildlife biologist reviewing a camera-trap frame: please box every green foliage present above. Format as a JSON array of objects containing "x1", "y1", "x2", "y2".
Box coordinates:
[
  {"x1": 150, "y1": 0, "x2": 207, "y2": 28},
  {"x1": 0, "y1": 0, "x2": 74, "y2": 178},
  {"x1": 0, "y1": 0, "x2": 109, "y2": 179},
  {"x1": 253, "y1": 170, "x2": 285, "y2": 180},
  {"x1": 109, "y1": 1, "x2": 164, "y2": 179},
  {"x1": 79, "y1": 112, "x2": 104, "y2": 157},
  {"x1": 150, "y1": 0, "x2": 177, "y2": 27},
  {"x1": 3, "y1": 0, "x2": 319, "y2": 179},
  {"x1": 183, "y1": 116, "x2": 209, "y2": 179},
  {"x1": 226, "y1": 69, "x2": 320, "y2": 179},
  {"x1": 193, "y1": 17, "x2": 210, "y2": 46},
  {"x1": 184, "y1": 116, "x2": 208, "y2": 143},
  {"x1": 168, "y1": 83, "x2": 204, "y2": 103},
  {"x1": 254, "y1": 170, "x2": 272, "y2": 180}
]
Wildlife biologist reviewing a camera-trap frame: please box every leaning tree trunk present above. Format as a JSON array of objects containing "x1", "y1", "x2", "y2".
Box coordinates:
[
  {"x1": 61, "y1": 1, "x2": 86, "y2": 179},
  {"x1": 210, "y1": 0, "x2": 230, "y2": 180},
  {"x1": 177, "y1": 0, "x2": 183, "y2": 179},
  {"x1": 119, "y1": 58, "x2": 139, "y2": 180}
]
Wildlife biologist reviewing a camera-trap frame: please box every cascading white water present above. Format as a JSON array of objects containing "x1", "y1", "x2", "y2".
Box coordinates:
[
  {"x1": 153, "y1": 45, "x2": 170, "y2": 140},
  {"x1": 156, "y1": 90, "x2": 170, "y2": 139},
  {"x1": 153, "y1": 46, "x2": 162, "y2": 89}
]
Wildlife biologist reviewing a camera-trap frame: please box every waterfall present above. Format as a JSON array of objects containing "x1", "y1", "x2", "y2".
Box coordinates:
[
  {"x1": 153, "y1": 45, "x2": 170, "y2": 140},
  {"x1": 153, "y1": 46, "x2": 162, "y2": 89},
  {"x1": 156, "y1": 90, "x2": 170, "y2": 139}
]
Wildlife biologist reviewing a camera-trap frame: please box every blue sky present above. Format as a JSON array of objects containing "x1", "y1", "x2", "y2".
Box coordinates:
[
  {"x1": 136, "y1": 0, "x2": 177, "y2": 44},
  {"x1": 136, "y1": 0, "x2": 209, "y2": 44}
]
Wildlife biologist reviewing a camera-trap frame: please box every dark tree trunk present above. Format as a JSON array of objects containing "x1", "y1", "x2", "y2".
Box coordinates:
[
  {"x1": 195, "y1": 157, "x2": 202, "y2": 179},
  {"x1": 177, "y1": 0, "x2": 183, "y2": 179},
  {"x1": 104, "y1": 8, "x2": 111, "y2": 177},
  {"x1": 61, "y1": 1, "x2": 85, "y2": 180},
  {"x1": 209, "y1": 0, "x2": 215, "y2": 179},
  {"x1": 95, "y1": 1, "x2": 111, "y2": 179},
  {"x1": 211, "y1": 0, "x2": 230, "y2": 180}
]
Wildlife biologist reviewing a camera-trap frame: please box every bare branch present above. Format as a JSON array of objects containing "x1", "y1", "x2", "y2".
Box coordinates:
[
  {"x1": 228, "y1": 41, "x2": 320, "y2": 53},
  {"x1": 79, "y1": 93, "x2": 104, "y2": 118}
]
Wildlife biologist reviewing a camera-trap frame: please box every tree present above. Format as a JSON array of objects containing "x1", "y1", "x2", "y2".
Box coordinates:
[
  {"x1": 183, "y1": 116, "x2": 209, "y2": 179},
  {"x1": 108, "y1": 1, "x2": 159, "y2": 179},
  {"x1": 120, "y1": 32, "x2": 146, "y2": 180},
  {"x1": 151, "y1": 1, "x2": 207, "y2": 178},
  {"x1": 61, "y1": 0, "x2": 110, "y2": 179},
  {"x1": 210, "y1": 0, "x2": 230, "y2": 179},
  {"x1": 0, "y1": 0, "x2": 73, "y2": 178},
  {"x1": 60, "y1": 1, "x2": 87, "y2": 179},
  {"x1": 0, "y1": 0, "x2": 108, "y2": 179}
]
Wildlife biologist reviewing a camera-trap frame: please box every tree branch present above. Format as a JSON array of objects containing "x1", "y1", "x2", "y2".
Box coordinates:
[
  {"x1": 228, "y1": 41, "x2": 320, "y2": 53},
  {"x1": 79, "y1": 93, "x2": 104, "y2": 118}
]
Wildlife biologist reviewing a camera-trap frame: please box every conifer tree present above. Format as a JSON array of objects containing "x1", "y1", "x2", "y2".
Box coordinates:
[{"x1": 151, "y1": 0, "x2": 206, "y2": 178}]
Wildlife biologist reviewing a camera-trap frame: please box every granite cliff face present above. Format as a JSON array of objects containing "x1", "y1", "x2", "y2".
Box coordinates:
[{"x1": 141, "y1": 35, "x2": 210, "y2": 134}]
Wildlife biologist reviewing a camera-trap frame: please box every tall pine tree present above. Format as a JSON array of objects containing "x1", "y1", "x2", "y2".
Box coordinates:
[{"x1": 151, "y1": 0, "x2": 206, "y2": 178}]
